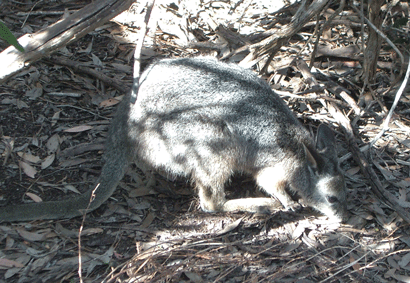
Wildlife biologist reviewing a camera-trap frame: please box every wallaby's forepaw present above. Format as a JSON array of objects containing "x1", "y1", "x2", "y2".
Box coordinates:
[{"x1": 283, "y1": 202, "x2": 303, "y2": 212}]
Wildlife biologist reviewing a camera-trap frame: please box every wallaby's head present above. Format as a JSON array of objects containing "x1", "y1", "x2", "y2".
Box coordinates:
[{"x1": 298, "y1": 125, "x2": 348, "y2": 222}]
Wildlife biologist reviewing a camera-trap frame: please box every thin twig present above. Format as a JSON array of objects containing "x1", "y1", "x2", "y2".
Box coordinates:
[
  {"x1": 370, "y1": 58, "x2": 410, "y2": 147},
  {"x1": 78, "y1": 183, "x2": 100, "y2": 283},
  {"x1": 130, "y1": 0, "x2": 156, "y2": 104}
]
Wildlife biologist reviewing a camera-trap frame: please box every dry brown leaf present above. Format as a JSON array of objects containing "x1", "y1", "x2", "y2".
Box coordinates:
[
  {"x1": 397, "y1": 179, "x2": 410, "y2": 189},
  {"x1": 346, "y1": 166, "x2": 360, "y2": 176},
  {"x1": 25, "y1": 192, "x2": 42, "y2": 203},
  {"x1": 5, "y1": 235, "x2": 15, "y2": 249},
  {"x1": 373, "y1": 161, "x2": 395, "y2": 181},
  {"x1": 217, "y1": 218, "x2": 243, "y2": 235},
  {"x1": 387, "y1": 256, "x2": 399, "y2": 269},
  {"x1": 81, "y1": 228, "x2": 104, "y2": 236},
  {"x1": 41, "y1": 154, "x2": 55, "y2": 169},
  {"x1": 16, "y1": 99, "x2": 29, "y2": 109},
  {"x1": 64, "y1": 184, "x2": 80, "y2": 194},
  {"x1": 184, "y1": 271, "x2": 203, "y2": 283},
  {"x1": 99, "y1": 95, "x2": 123, "y2": 107},
  {"x1": 19, "y1": 160, "x2": 37, "y2": 178},
  {"x1": 56, "y1": 254, "x2": 93, "y2": 266},
  {"x1": 5, "y1": 268, "x2": 22, "y2": 280},
  {"x1": 55, "y1": 223, "x2": 79, "y2": 238},
  {"x1": 1, "y1": 136, "x2": 14, "y2": 164},
  {"x1": 140, "y1": 211, "x2": 156, "y2": 228},
  {"x1": 31, "y1": 254, "x2": 57, "y2": 274},
  {"x1": 128, "y1": 187, "x2": 158, "y2": 197},
  {"x1": 46, "y1": 134, "x2": 60, "y2": 154},
  {"x1": 104, "y1": 203, "x2": 131, "y2": 217},
  {"x1": 51, "y1": 110, "x2": 61, "y2": 126},
  {"x1": 350, "y1": 255, "x2": 362, "y2": 274},
  {"x1": 282, "y1": 240, "x2": 302, "y2": 255},
  {"x1": 18, "y1": 152, "x2": 41, "y2": 164},
  {"x1": 398, "y1": 252, "x2": 410, "y2": 268},
  {"x1": 64, "y1": 125, "x2": 93, "y2": 133},
  {"x1": 0, "y1": 258, "x2": 25, "y2": 268},
  {"x1": 25, "y1": 86, "x2": 43, "y2": 99},
  {"x1": 291, "y1": 222, "x2": 307, "y2": 240},
  {"x1": 110, "y1": 63, "x2": 132, "y2": 73},
  {"x1": 59, "y1": 158, "x2": 89, "y2": 167},
  {"x1": 17, "y1": 228, "x2": 50, "y2": 242},
  {"x1": 1, "y1": 98, "x2": 16, "y2": 105},
  {"x1": 388, "y1": 269, "x2": 410, "y2": 282}
]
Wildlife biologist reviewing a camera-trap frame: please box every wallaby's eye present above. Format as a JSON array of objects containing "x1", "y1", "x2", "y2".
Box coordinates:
[{"x1": 327, "y1": 196, "x2": 338, "y2": 204}]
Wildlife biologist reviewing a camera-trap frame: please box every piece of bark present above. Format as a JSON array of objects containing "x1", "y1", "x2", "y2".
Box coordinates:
[
  {"x1": 361, "y1": 0, "x2": 384, "y2": 84},
  {"x1": 0, "y1": 0, "x2": 134, "y2": 83},
  {"x1": 315, "y1": 45, "x2": 360, "y2": 59},
  {"x1": 245, "y1": 0, "x2": 331, "y2": 71}
]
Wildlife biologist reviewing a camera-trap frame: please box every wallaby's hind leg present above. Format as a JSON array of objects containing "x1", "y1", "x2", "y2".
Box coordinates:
[
  {"x1": 194, "y1": 161, "x2": 298, "y2": 214},
  {"x1": 197, "y1": 182, "x2": 281, "y2": 214},
  {"x1": 222, "y1": 198, "x2": 281, "y2": 214},
  {"x1": 195, "y1": 169, "x2": 282, "y2": 214}
]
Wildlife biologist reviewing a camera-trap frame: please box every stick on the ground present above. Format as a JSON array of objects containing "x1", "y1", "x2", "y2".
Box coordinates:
[{"x1": 369, "y1": 60, "x2": 410, "y2": 147}]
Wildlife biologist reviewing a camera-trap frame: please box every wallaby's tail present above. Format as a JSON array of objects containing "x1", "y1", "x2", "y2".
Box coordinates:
[
  {"x1": 0, "y1": 156, "x2": 127, "y2": 222},
  {"x1": 0, "y1": 100, "x2": 131, "y2": 222}
]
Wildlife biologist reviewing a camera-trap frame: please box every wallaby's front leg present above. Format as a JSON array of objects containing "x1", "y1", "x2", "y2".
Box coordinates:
[
  {"x1": 255, "y1": 167, "x2": 301, "y2": 211},
  {"x1": 197, "y1": 183, "x2": 226, "y2": 212}
]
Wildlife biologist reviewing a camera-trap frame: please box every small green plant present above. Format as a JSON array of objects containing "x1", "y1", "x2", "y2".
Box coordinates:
[{"x1": 0, "y1": 21, "x2": 24, "y2": 52}]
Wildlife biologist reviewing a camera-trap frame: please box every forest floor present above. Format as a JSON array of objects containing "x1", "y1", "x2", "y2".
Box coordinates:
[{"x1": 1, "y1": 0, "x2": 410, "y2": 282}]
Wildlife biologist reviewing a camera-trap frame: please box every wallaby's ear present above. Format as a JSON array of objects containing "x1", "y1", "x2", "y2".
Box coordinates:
[
  {"x1": 316, "y1": 124, "x2": 337, "y2": 156},
  {"x1": 303, "y1": 143, "x2": 317, "y2": 169}
]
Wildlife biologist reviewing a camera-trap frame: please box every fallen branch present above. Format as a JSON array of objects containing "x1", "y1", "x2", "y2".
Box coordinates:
[
  {"x1": 0, "y1": 0, "x2": 134, "y2": 83},
  {"x1": 245, "y1": 0, "x2": 331, "y2": 71}
]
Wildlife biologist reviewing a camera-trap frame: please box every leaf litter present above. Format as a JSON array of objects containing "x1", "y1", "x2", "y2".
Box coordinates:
[{"x1": 1, "y1": 0, "x2": 410, "y2": 282}]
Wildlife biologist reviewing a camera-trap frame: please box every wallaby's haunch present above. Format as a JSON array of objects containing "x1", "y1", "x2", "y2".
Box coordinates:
[{"x1": 0, "y1": 57, "x2": 348, "y2": 222}]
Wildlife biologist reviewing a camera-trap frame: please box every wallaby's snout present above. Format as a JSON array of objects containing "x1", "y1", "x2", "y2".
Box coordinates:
[
  {"x1": 311, "y1": 172, "x2": 348, "y2": 222},
  {"x1": 299, "y1": 124, "x2": 348, "y2": 222}
]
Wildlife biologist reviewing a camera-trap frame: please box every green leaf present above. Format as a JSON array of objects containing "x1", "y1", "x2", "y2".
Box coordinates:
[{"x1": 0, "y1": 21, "x2": 25, "y2": 52}]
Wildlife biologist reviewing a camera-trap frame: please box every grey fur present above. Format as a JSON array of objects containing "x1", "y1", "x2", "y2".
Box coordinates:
[{"x1": 0, "y1": 57, "x2": 347, "y2": 222}]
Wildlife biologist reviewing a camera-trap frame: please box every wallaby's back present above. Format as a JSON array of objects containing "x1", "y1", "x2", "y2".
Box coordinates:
[{"x1": 130, "y1": 57, "x2": 313, "y2": 170}]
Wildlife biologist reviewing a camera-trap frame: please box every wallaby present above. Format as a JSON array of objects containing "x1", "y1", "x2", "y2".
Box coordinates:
[{"x1": 0, "y1": 57, "x2": 348, "y2": 222}]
